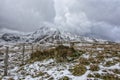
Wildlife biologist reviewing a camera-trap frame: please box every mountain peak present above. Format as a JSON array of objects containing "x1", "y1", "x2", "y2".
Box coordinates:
[{"x1": 0, "y1": 26, "x2": 107, "y2": 43}]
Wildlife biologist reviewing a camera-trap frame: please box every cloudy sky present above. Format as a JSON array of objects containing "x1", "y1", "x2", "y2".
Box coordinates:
[{"x1": 0, "y1": 0, "x2": 120, "y2": 41}]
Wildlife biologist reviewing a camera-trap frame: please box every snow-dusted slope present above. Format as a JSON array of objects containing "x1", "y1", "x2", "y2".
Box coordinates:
[
  {"x1": 25, "y1": 26, "x2": 63, "y2": 43},
  {"x1": 0, "y1": 28, "x2": 27, "y2": 43},
  {"x1": 0, "y1": 26, "x2": 107, "y2": 43}
]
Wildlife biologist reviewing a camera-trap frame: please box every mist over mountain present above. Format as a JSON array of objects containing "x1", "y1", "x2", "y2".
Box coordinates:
[{"x1": 0, "y1": 24, "x2": 109, "y2": 44}]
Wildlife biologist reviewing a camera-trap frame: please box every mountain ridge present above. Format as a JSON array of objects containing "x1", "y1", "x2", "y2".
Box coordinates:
[{"x1": 0, "y1": 26, "x2": 108, "y2": 44}]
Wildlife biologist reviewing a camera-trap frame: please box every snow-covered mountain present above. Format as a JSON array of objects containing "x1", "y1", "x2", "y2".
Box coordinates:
[{"x1": 0, "y1": 26, "x2": 107, "y2": 44}]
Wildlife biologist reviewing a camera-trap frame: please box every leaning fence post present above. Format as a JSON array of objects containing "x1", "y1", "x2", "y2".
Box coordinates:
[
  {"x1": 22, "y1": 43, "x2": 25, "y2": 65},
  {"x1": 4, "y1": 46, "x2": 9, "y2": 76},
  {"x1": 31, "y1": 44, "x2": 33, "y2": 54}
]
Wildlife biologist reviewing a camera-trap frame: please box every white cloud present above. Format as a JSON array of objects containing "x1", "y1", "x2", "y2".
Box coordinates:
[{"x1": 54, "y1": 0, "x2": 120, "y2": 41}]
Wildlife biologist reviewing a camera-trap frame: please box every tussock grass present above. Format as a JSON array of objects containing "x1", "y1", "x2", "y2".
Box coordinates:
[
  {"x1": 88, "y1": 73, "x2": 120, "y2": 80},
  {"x1": 30, "y1": 45, "x2": 81, "y2": 63},
  {"x1": 32, "y1": 71, "x2": 45, "y2": 78},
  {"x1": 89, "y1": 64, "x2": 100, "y2": 71},
  {"x1": 88, "y1": 57, "x2": 101, "y2": 64},
  {"x1": 109, "y1": 69, "x2": 120, "y2": 74},
  {"x1": 59, "y1": 76, "x2": 70, "y2": 80},
  {"x1": 104, "y1": 61, "x2": 116, "y2": 67},
  {"x1": 69, "y1": 64, "x2": 87, "y2": 76},
  {"x1": 79, "y1": 57, "x2": 90, "y2": 65}
]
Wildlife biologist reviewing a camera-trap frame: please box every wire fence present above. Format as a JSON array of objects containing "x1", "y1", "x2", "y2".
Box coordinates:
[
  {"x1": 0, "y1": 43, "x2": 56, "y2": 76},
  {"x1": 0, "y1": 42, "x2": 120, "y2": 76}
]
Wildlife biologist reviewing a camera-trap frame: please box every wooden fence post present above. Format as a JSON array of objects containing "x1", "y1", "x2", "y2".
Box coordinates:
[
  {"x1": 22, "y1": 43, "x2": 25, "y2": 65},
  {"x1": 4, "y1": 46, "x2": 9, "y2": 76},
  {"x1": 36, "y1": 44, "x2": 40, "y2": 51},
  {"x1": 31, "y1": 44, "x2": 33, "y2": 54}
]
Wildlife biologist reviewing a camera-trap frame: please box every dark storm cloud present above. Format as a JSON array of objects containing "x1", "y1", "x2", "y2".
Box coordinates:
[{"x1": 0, "y1": 0, "x2": 55, "y2": 32}]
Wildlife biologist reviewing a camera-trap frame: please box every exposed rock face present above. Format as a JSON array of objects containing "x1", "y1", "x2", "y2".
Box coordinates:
[{"x1": 1, "y1": 33, "x2": 20, "y2": 42}]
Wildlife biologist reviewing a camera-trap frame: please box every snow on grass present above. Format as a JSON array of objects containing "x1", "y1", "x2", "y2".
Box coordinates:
[
  {"x1": 0, "y1": 43, "x2": 120, "y2": 80},
  {"x1": 22, "y1": 59, "x2": 91, "y2": 80},
  {"x1": 81, "y1": 53, "x2": 90, "y2": 59}
]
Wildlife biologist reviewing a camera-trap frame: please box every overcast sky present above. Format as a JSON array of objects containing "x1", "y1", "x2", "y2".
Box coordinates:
[{"x1": 0, "y1": 0, "x2": 120, "y2": 41}]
